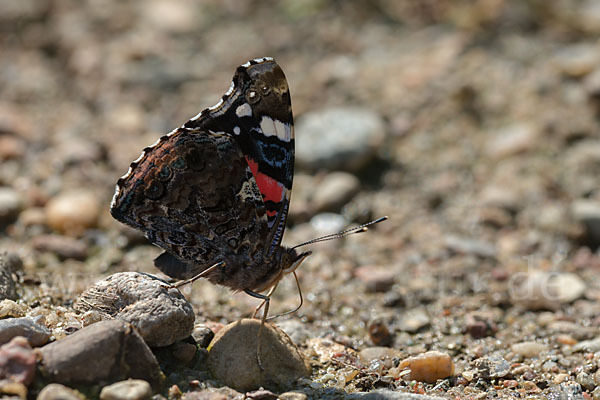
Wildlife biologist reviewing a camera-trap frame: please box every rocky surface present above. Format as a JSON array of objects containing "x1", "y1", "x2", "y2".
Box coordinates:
[{"x1": 0, "y1": 0, "x2": 600, "y2": 398}]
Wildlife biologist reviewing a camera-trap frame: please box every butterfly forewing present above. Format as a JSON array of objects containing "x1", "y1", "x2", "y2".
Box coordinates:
[{"x1": 110, "y1": 57, "x2": 296, "y2": 285}]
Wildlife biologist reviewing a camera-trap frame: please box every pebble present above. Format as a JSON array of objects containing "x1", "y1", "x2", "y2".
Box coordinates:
[
  {"x1": 510, "y1": 341, "x2": 549, "y2": 358},
  {"x1": 0, "y1": 254, "x2": 18, "y2": 301},
  {"x1": 311, "y1": 172, "x2": 360, "y2": 212},
  {"x1": 354, "y1": 265, "x2": 396, "y2": 293},
  {"x1": 0, "y1": 299, "x2": 26, "y2": 318},
  {"x1": 367, "y1": 319, "x2": 393, "y2": 346},
  {"x1": 554, "y1": 43, "x2": 599, "y2": 78},
  {"x1": 37, "y1": 383, "x2": 84, "y2": 400},
  {"x1": 572, "y1": 337, "x2": 600, "y2": 353},
  {"x1": 32, "y1": 234, "x2": 89, "y2": 261},
  {"x1": 170, "y1": 341, "x2": 197, "y2": 366},
  {"x1": 208, "y1": 319, "x2": 310, "y2": 392},
  {"x1": 485, "y1": 123, "x2": 538, "y2": 159},
  {"x1": 359, "y1": 347, "x2": 400, "y2": 367},
  {"x1": 398, "y1": 308, "x2": 431, "y2": 333},
  {"x1": 0, "y1": 317, "x2": 51, "y2": 346},
  {"x1": 306, "y1": 338, "x2": 352, "y2": 363},
  {"x1": 444, "y1": 235, "x2": 496, "y2": 258},
  {"x1": 0, "y1": 336, "x2": 36, "y2": 385},
  {"x1": 347, "y1": 390, "x2": 446, "y2": 399},
  {"x1": 0, "y1": 135, "x2": 25, "y2": 160},
  {"x1": 398, "y1": 351, "x2": 454, "y2": 383},
  {"x1": 0, "y1": 187, "x2": 22, "y2": 224},
  {"x1": 36, "y1": 319, "x2": 162, "y2": 389},
  {"x1": 99, "y1": 379, "x2": 152, "y2": 400},
  {"x1": 45, "y1": 190, "x2": 100, "y2": 236},
  {"x1": 279, "y1": 392, "x2": 308, "y2": 400},
  {"x1": 0, "y1": 381, "x2": 27, "y2": 398},
  {"x1": 191, "y1": 324, "x2": 215, "y2": 348},
  {"x1": 576, "y1": 371, "x2": 595, "y2": 391},
  {"x1": 510, "y1": 271, "x2": 586, "y2": 310},
  {"x1": 572, "y1": 199, "x2": 600, "y2": 245},
  {"x1": 580, "y1": 0, "x2": 600, "y2": 33},
  {"x1": 75, "y1": 272, "x2": 195, "y2": 347},
  {"x1": 295, "y1": 107, "x2": 385, "y2": 171},
  {"x1": 245, "y1": 389, "x2": 279, "y2": 400},
  {"x1": 277, "y1": 319, "x2": 311, "y2": 344},
  {"x1": 474, "y1": 355, "x2": 510, "y2": 379}
]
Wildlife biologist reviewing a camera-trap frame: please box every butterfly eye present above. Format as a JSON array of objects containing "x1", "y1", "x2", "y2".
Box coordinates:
[
  {"x1": 245, "y1": 89, "x2": 260, "y2": 104},
  {"x1": 261, "y1": 85, "x2": 271, "y2": 96}
]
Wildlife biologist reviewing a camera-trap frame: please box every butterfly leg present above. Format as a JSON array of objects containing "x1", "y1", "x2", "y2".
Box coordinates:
[
  {"x1": 172, "y1": 261, "x2": 225, "y2": 288},
  {"x1": 252, "y1": 283, "x2": 278, "y2": 319},
  {"x1": 266, "y1": 271, "x2": 303, "y2": 321},
  {"x1": 244, "y1": 288, "x2": 273, "y2": 372}
]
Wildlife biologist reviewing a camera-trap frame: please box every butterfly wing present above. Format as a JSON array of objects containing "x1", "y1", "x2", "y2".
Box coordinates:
[
  {"x1": 110, "y1": 129, "x2": 270, "y2": 280},
  {"x1": 184, "y1": 58, "x2": 295, "y2": 257}
]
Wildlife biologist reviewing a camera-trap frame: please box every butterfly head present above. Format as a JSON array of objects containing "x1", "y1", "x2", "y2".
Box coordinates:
[{"x1": 280, "y1": 248, "x2": 312, "y2": 275}]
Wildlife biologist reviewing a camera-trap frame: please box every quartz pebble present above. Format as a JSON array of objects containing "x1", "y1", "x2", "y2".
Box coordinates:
[
  {"x1": 75, "y1": 272, "x2": 194, "y2": 347},
  {"x1": 208, "y1": 319, "x2": 310, "y2": 392},
  {"x1": 511, "y1": 341, "x2": 549, "y2": 358},
  {"x1": 45, "y1": 190, "x2": 100, "y2": 236},
  {"x1": 398, "y1": 351, "x2": 454, "y2": 383}
]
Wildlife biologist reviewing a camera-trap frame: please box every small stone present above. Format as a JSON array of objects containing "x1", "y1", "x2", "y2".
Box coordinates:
[
  {"x1": 572, "y1": 337, "x2": 600, "y2": 353},
  {"x1": 510, "y1": 341, "x2": 548, "y2": 358},
  {"x1": 593, "y1": 386, "x2": 600, "y2": 400},
  {"x1": 306, "y1": 338, "x2": 352, "y2": 363},
  {"x1": 510, "y1": 271, "x2": 586, "y2": 310},
  {"x1": 45, "y1": 190, "x2": 100, "y2": 236},
  {"x1": 465, "y1": 312, "x2": 497, "y2": 339},
  {"x1": 576, "y1": 371, "x2": 595, "y2": 391},
  {"x1": 0, "y1": 135, "x2": 25, "y2": 160},
  {"x1": 0, "y1": 317, "x2": 51, "y2": 346},
  {"x1": 278, "y1": 392, "x2": 308, "y2": 400},
  {"x1": 358, "y1": 347, "x2": 400, "y2": 367},
  {"x1": 37, "y1": 383, "x2": 84, "y2": 400},
  {"x1": 444, "y1": 235, "x2": 496, "y2": 258},
  {"x1": 170, "y1": 341, "x2": 196, "y2": 366},
  {"x1": 191, "y1": 324, "x2": 215, "y2": 349},
  {"x1": 0, "y1": 254, "x2": 18, "y2": 301},
  {"x1": 37, "y1": 320, "x2": 163, "y2": 389},
  {"x1": 0, "y1": 300, "x2": 27, "y2": 318},
  {"x1": 100, "y1": 379, "x2": 152, "y2": 400},
  {"x1": 0, "y1": 187, "x2": 22, "y2": 224},
  {"x1": 0, "y1": 381, "x2": 27, "y2": 398},
  {"x1": 245, "y1": 389, "x2": 278, "y2": 400},
  {"x1": 277, "y1": 320, "x2": 311, "y2": 345},
  {"x1": 485, "y1": 123, "x2": 538, "y2": 159},
  {"x1": 554, "y1": 43, "x2": 599, "y2": 78},
  {"x1": 367, "y1": 319, "x2": 392, "y2": 347},
  {"x1": 572, "y1": 199, "x2": 600, "y2": 245},
  {"x1": 311, "y1": 172, "x2": 360, "y2": 212},
  {"x1": 354, "y1": 265, "x2": 395, "y2": 293},
  {"x1": 474, "y1": 355, "x2": 510, "y2": 379},
  {"x1": 398, "y1": 351, "x2": 454, "y2": 383},
  {"x1": 75, "y1": 272, "x2": 194, "y2": 347},
  {"x1": 0, "y1": 336, "x2": 36, "y2": 385},
  {"x1": 32, "y1": 234, "x2": 89, "y2": 261},
  {"x1": 208, "y1": 319, "x2": 310, "y2": 392},
  {"x1": 295, "y1": 108, "x2": 385, "y2": 171},
  {"x1": 398, "y1": 308, "x2": 430, "y2": 333}
]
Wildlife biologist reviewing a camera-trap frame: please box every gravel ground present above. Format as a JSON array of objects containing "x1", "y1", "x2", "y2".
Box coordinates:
[{"x1": 2, "y1": 1, "x2": 600, "y2": 399}]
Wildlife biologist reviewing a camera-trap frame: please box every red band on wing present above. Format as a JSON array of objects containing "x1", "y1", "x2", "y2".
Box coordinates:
[{"x1": 245, "y1": 156, "x2": 285, "y2": 206}]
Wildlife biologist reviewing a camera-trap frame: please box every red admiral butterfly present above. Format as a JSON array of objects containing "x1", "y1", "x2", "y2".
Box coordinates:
[{"x1": 110, "y1": 57, "x2": 386, "y2": 366}]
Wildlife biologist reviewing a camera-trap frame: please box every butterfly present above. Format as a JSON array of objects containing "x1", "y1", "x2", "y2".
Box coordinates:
[{"x1": 110, "y1": 57, "x2": 386, "y2": 367}]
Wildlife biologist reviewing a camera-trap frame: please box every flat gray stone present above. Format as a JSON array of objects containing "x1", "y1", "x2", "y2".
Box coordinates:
[
  {"x1": 296, "y1": 107, "x2": 385, "y2": 171},
  {"x1": 37, "y1": 383, "x2": 84, "y2": 400},
  {"x1": 75, "y1": 272, "x2": 194, "y2": 347},
  {"x1": 0, "y1": 317, "x2": 50, "y2": 347},
  {"x1": 100, "y1": 379, "x2": 152, "y2": 400}
]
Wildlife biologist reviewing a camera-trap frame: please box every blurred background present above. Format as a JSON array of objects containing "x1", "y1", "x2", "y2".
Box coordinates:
[{"x1": 1, "y1": 0, "x2": 600, "y2": 395}]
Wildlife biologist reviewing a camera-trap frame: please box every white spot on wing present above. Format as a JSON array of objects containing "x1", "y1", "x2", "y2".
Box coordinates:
[
  {"x1": 259, "y1": 116, "x2": 291, "y2": 142},
  {"x1": 235, "y1": 103, "x2": 252, "y2": 117},
  {"x1": 233, "y1": 126, "x2": 241, "y2": 135}
]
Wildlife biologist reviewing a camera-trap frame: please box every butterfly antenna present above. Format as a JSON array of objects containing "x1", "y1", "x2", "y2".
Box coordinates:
[{"x1": 292, "y1": 216, "x2": 388, "y2": 249}]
